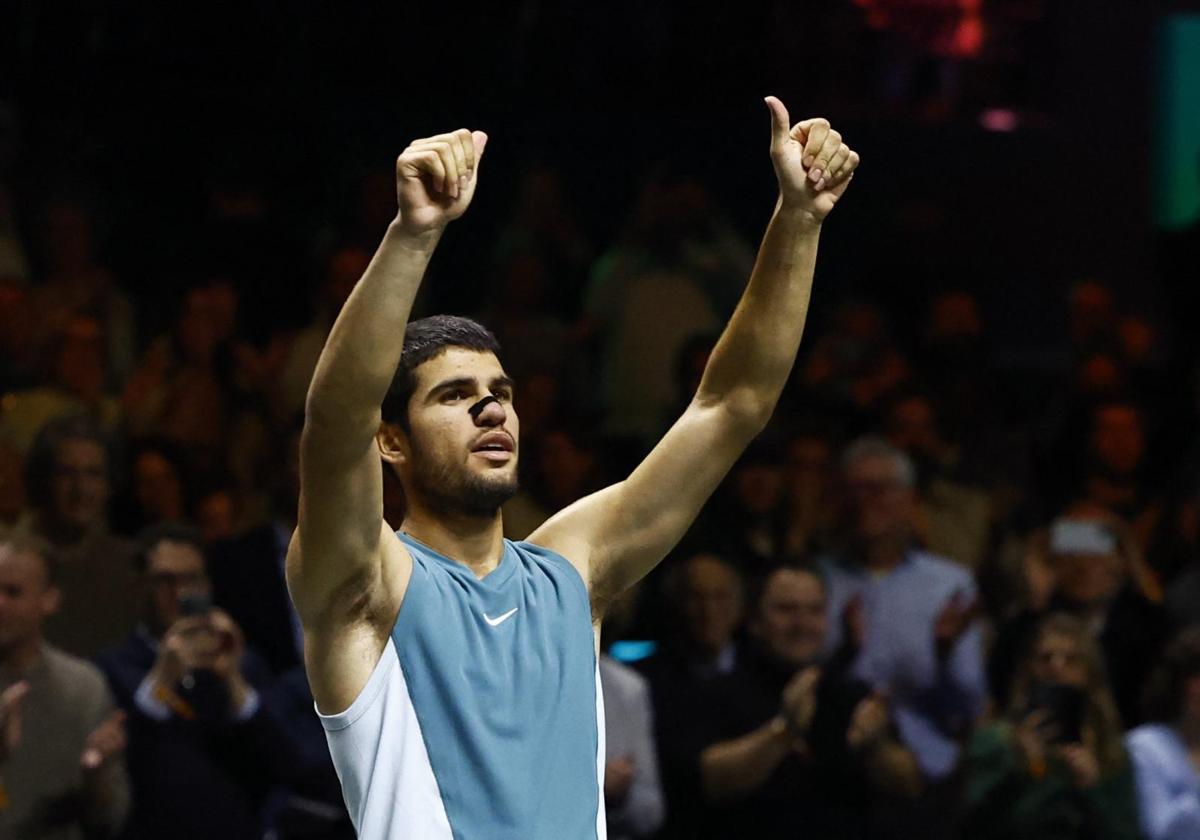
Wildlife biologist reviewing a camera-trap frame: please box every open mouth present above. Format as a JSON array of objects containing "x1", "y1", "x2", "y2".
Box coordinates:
[{"x1": 471, "y1": 432, "x2": 515, "y2": 460}]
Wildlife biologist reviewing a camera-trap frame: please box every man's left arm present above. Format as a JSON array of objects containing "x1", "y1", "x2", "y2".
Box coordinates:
[{"x1": 530, "y1": 97, "x2": 860, "y2": 610}]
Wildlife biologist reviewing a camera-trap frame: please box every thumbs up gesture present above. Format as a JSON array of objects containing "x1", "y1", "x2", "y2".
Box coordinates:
[{"x1": 764, "y1": 96, "x2": 859, "y2": 221}]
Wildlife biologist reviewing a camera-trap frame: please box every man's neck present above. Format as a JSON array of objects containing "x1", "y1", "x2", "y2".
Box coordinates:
[
  {"x1": 861, "y1": 534, "x2": 907, "y2": 573},
  {"x1": 401, "y1": 505, "x2": 505, "y2": 579},
  {"x1": 35, "y1": 511, "x2": 91, "y2": 548},
  {"x1": 0, "y1": 637, "x2": 44, "y2": 678}
]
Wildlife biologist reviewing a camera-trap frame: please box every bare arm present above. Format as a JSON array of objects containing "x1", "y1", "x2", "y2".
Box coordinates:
[
  {"x1": 530, "y1": 98, "x2": 859, "y2": 609},
  {"x1": 286, "y1": 129, "x2": 487, "y2": 710}
]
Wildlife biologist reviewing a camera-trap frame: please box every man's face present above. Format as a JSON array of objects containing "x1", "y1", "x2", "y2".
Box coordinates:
[
  {"x1": 1031, "y1": 631, "x2": 1088, "y2": 689},
  {"x1": 751, "y1": 569, "x2": 826, "y2": 668},
  {"x1": 49, "y1": 437, "x2": 110, "y2": 531},
  {"x1": 1053, "y1": 548, "x2": 1124, "y2": 607},
  {"x1": 842, "y1": 455, "x2": 913, "y2": 544},
  {"x1": 0, "y1": 546, "x2": 58, "y2": 653},
  {"x1": 1091, "y1": 404, "x2": 1144, "y2": 477},
  {"x1": 401, "y1": 348, "x2": 520, "y2": 518},
  {"x1": 144, "y1": 540, "x2": 209, "y2": 636},
  {"x1": 681, "y1": 555, "x2": 743, "y2": 655}
]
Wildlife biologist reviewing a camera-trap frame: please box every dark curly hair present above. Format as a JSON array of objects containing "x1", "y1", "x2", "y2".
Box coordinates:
[{"x1": 379, "y1": 315, "x2": 502, "y2": 432}]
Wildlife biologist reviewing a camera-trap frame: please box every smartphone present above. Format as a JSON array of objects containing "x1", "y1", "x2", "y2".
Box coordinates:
[
  {"x1": 1027, "y1": 682, "x2": 1085, "y2": 744},
  {"x1": 178, "y1": 592, "x2": 213, "y2": 618}
]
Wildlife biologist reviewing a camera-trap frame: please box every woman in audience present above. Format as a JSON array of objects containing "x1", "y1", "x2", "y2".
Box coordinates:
[
  {"x1": 1126, "y1": 625, "x2": 1200, "y2": 840},
  {"x1": 963, "y1": 613, "x2": 1141, "y2": 839}
]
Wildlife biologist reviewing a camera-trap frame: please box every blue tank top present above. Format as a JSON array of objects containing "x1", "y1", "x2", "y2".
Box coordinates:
[{"x1": 319, "y1": 532, "x2": 605, "y2": 839}]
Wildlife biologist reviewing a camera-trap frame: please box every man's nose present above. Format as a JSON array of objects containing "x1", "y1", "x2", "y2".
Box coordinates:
[{"x1": 471, "y1": 396, "x2": 507, "y2": 426}]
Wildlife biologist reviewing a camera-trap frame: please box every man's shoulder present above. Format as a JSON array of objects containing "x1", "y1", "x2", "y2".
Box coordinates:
[
  {"x1": 907, "y1": 549, "x2": 974, "y2": 587},
  {"x1": 43, "y1": 644, "x2": 111, "y2": 700}
]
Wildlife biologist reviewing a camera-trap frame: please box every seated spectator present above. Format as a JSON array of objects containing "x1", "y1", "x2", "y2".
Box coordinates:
[
  {"x1": 816, "y1": 437, "x2": 986, "y2": 789},
  {"x1": 635, "y1": 552, "x2": 744, "y2": 838},
  {"x1": 114, "y1": 438, "x2": 191, "y2": 535},
  {"x1": 0, "y1": 533, "x2": 130, "y2": 839},
  {"x1": 883, "y1": 389, "x2": 992, "y2": 570},
  {"x1": 704, "y1": 439, "x2": 789, "y2": 575},
  {"x1": 0, "y1": 313, "x2": 122, "y2": 455},
  {"x1": 95, "y1": 522, "x2": 296, "y2": 840},
  {"x1": 14, "y1": 415, "x2": 137, "y2": 657},
  {"x1": 1126, "y1": 625, "x2": 1200, "y2": 840},
  {"x1": 700, "y1": 565, "x2": 922, "y2": 840},
  {"x1": 28, "y1": 196, "x2": 136, "y2": 388},
  {"x1": 963, "y1": 613, "x2": 1141, "y2": 840},
  {"x1": 264, "y1": 665, "x2": 355, "y2": 840},
  {"x1": 991, "y1": 503, "x2": 1172, "y2": 728},
  {"x1": 780, "y1": 423, "x2": 838, "y2": 559},
  {"x1": 600, "y1": 653, "x2": 665, "y2": 840}
]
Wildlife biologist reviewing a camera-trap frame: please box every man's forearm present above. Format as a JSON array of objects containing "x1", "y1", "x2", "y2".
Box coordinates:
[
  {"x1": 305, "y1": 222, "x2": 442, "y2": 432},
  {"x1": 694, "y1": 204, "x2": 820, "y2": 424},
  {"x1": 699, "y1": 716, "x2": 800, "y2": 803}
]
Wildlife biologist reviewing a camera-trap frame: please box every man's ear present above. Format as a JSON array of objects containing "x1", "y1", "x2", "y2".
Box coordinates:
[{"x1": 377, "y1": 422, "x2": 410, "y2": 468}]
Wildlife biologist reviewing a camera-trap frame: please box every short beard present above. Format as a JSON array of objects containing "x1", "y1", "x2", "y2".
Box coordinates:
[{"x1": 409, "y1": 448, "x2": 519, "y2": 519}]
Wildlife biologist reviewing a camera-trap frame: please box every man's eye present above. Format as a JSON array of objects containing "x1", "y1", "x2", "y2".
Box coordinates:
[
  {"x1": 494, "y1": 389, "x2": 513, "y2": 402},
  {"x1": 444, "y1": 390, "x2": 468, "y2": 402}
]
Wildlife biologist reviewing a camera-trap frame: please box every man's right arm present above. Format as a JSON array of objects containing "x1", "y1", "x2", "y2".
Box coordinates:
[{"x1": 286, "y1": 128, "x2": 486, "y2": 711}]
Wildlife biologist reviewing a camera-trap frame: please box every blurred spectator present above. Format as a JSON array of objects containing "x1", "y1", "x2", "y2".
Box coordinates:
[
  {"x1": 29, "y1": 197, "x2": 136, "y2": 389},
  {"x1": 0, "y1": 276, "x2": 37, "y2": 390},
  {"x1": 263, "y1": 665, "x2": 355, "y2": 839},
  {"x1": 963, "y1": 613, "x2": 1141, "y2": 840},
  {"x1": 706, "y1": 439, "x2": 789, "y2": 575},
  {"x1": 1165, "y1": 485, "x2": 1200, "y2": 628},
  {"x1": 493, "y1": 163, "x2": 595, "y2": 317},
  {"x1": 1080, "y1": 398, "x2": 1164, "y2": 553},
  {"x1": 799, "y1": 300, "x2": 910, "y2": 431},
  {"x1": 0, "y1": 314, "x2": 123, "y2": 455},
  {"x1": 600, "y1": 653, "x2": 665, "y2": 840},
  {"x1": 991, "y1": 503, "x2": 1172, "y2": 728},
  {"x1": 274, "y1": 244, "x2": 369, "y2": 426},
  {"x1": 636, "y1": 553, "x2": 744, "y2": 839},
  {"x1": 122, "y1": 281, "x2": 238, "y2": 473},
  {"x1": 816, "y1": 437, "x2": 987, "y2": 790},
  {"x1": 503, "y1": 425, "x2": 604, "y2": 542},
  {"x1": 583, "y1": 174, "x2": 751, "y2": 442},
  {"x1": 699, "y1": 565, "x2": 922, "y2": 840},
  {"x1": 781, "y1": 424, "x2": 839, "y2": 558},
  {"x1": 95, "y1": 522, "x2": 296, "y2": 840},
  {"x1": 208, "y1": 420, "x2": 304, "y2": 675},
  {"x1": 114, "y1": 438, "x2": 191, "y2": 536},
  {"x1": 883, "y1": 389, "x2": 992, "y2": 569},
  {"x1": 1126, "y1": 625, "x2": 1200, "y2": 840},
  {"x1": 0, "y1": 533, "x2": 131, "y2": 839},
  {"x1": 15, "y1": 415, "x2": 137, "y2": 657},
  {"x1": 476, "y1": 249, "x2": 574, "y2": 381}
]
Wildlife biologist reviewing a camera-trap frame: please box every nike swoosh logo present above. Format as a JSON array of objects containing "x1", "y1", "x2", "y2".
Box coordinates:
[{"x1": 483, "y1": 607, "x2": 519, "y2": 627}]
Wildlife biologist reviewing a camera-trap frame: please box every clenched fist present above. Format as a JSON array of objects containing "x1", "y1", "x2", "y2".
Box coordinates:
[
  {"x1": 395, "y1": 128, "x2": 488, "y2": 234},
  {"x1": 765, "y1": 97, "x2": 859, "y2": 221}
]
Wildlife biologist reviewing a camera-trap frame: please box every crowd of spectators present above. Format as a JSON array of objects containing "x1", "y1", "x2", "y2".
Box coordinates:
[{"x1": 2, "y1": 47, "x2": 1200, "y2": 840}]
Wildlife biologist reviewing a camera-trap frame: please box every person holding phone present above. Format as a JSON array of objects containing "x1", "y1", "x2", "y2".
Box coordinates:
[
  {"x1": 94, "y1": 521, "x2": 298, "y2": 840},
  {"x1": 962, "y1": 613, "x2": 1140, "y2": 840}
]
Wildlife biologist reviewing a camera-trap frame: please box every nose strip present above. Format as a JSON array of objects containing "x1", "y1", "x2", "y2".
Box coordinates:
[{"x1": 468, "y1": 395, "x2": 500, "y2": 420}]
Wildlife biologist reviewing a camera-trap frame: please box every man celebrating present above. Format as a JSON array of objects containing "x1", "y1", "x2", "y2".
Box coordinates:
[{"x1": 288, "y1": 97, "x2": 859, "y2": 839}]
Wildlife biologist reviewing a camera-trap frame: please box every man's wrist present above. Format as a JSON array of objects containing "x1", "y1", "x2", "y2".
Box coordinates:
[
  {"x1": 388, "y1": 217, "x2": 446, "y2": 249},
  {"x1": 774, "y1": 197, "x2": 824, "y2": 230}
]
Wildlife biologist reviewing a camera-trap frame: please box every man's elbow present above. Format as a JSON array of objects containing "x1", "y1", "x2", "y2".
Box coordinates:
[{"x1": 694, "y1": 390, "x2": 774, "y2": 438}]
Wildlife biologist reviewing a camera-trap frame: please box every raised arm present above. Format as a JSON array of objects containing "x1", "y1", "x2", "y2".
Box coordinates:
[
  {"x1": 530, "y1": 98, "x2": 859, "y2": 610},
  {"x1": 286, "y1": 129, "x2": 486, "y2": 709}
]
